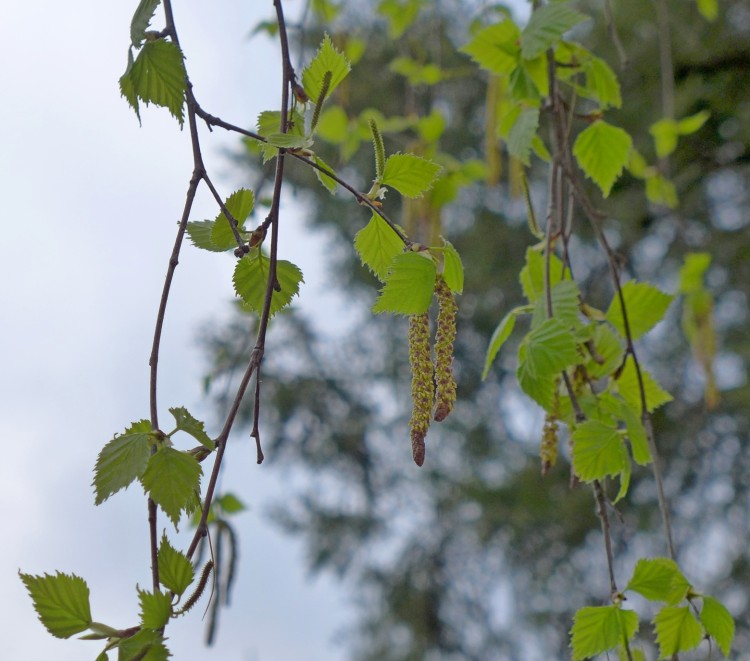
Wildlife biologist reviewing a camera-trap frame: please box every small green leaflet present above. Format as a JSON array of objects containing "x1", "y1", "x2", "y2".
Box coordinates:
[
  {"x1": 460, "y1": 20, "x2": 520, "y2": 76},
  {"x1": 645, "y1": 171, "x2": 678, "y2": 208},
  {"x1": 311, "y1": 0, "x2": 341, "y2": 21},
  {"x1": 120, "y1": 40, "x2": 187, "y2": 125},
  {"x1": 483, "y1": 306, "x2": 525, "y2": 379},
  {"x1": 233, "y1": 251, "x2": 304, "y2": 317},
  {"x1": 619, "y1": 399, "x2": 652, "y2": 465},
  {"x1": 701, "y1": 596, "x2": 735, "y2": 657},
  {"x1": 381, "y1": 153, "x2": 442, "y2": 198},
  {"x1": 378, "y1": 0, "x2": 422, "y2": 39},
  {"x1": 140, "y1": 447, "x2": 202, "y2": 527},
  {"x1": 571, "y1": 419, "x2": 628, "y2": 482},
  {"x1": 573, "y1": 120, "x2": 632, "y2": 197},
  {"x1": 583, "y1": 55, "x2": 622, "y2": 109},
  {"x1": 531, "y1": 280, "x2": 581, "y2": 330},
  {"x1": 316, "y1": 106, "x2": 349, "y2": 144},
  {"x1": 354, "y1": 212, "x2": 404, "y2": 281},
  {"x1": 390, "y1": 57, "x2": 443, "y2": 86},
  {"x1": 678, "y1": 252, "x2": 711, "y2": 294},
  {"x1": 301, "y1": 34, "x2": 351, "y2": 102},
  {"x1": 256, "y1": 110, "x2": 305, "y2": 162},
  {"x1": 570, "y1": 605, "x2": 638, "y2": 660},
  {"x1": 372, "y1": 252, "x2": 436, "y2": 315},
  {"x1": 313, "y1": 154, "x2": 338, "y2": 193},
  {"x1": 653, "y1": 606, "x2": 704, "y2": 657},
  {"x1": 130, "y1": 0, "x2": 161, "y2": 47},
  {"x1": 440, "y1": 239, "x2": 464, "y2": 294},
  {"x1": 520, "y1": 318, "x2": 579, "y2": 378},
  {"x1": 521, "y1": 3, "x2": 588, "y2": 60},
  {"x1": 519, "y1": 247, "x2": 565, "y2": 303},
  {"x1": 507, "y1": 107, "x2": 540, "y2": 165},
  {"x1": 606, "y1": 280, "x2": 674, "y2": 340},
  {"x1": 584, "y1": 324, "x2": 623, "y2": 379},
  {"x1": 216, "y1": 492, "x2": 247, "y2": 514},
  {"x1": 696, "y1": 0, "x2": 718, "y2": 20},
  {"x1": 187, "y1": 188, "x2": 255, "y2": 252},
  {"x1": 157, "y1": 533, "x2": 195, "y2": 596},
  {"x1": 19, "y1": 571, "x2": 92, "y2": 639},
  {"x1": 625, "y1": 558, "x2": 691, "y2": 605},
  {"x1": 616, "y1": 356, "x2": 672, "y2": 413},
  {"x1": 93, "y1": 420, "x2": 153, "y2": 505},
  {"x1": 169, "y1": 407, "x2": 213, "y2": 449},
  {"x1": 138, "y1": 588, "x2": 173, "y2": 630},
  {"x1": 517, "y1": 347, "x2": 557, "y2": 410},
  {"x1": 117, "y1": 628, "x2": 169, "y2": 661},
  {"x1": 650, "y1": 111, "x2": 710, "y2": 159}
]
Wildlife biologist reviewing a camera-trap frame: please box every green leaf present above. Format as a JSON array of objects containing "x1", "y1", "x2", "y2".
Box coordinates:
[
  {"x1": 650, "y1": 118, "x2": 679, "y2": 159},
  {"x1": 372, "y1": 252, "x2": 436, "y2": 315},
  {"x1": 585, "y1": 324, "x2": 624, "y2": 379},
  {"x1": 520, "y1": 318, "x2": 580, "y2": 378},
  {"x1": 316, "y1": 106, "x2": 349, "y2": 144},
  {"x1": 570, "y1": 605, "x2": 638, "y2": 660},
  {"x1": 94, "y1": 420, "x2": 153, "y2": 505},
  {"x1": 677, "y1": 110, "x2": 710, "y2": 135},
  {"x1": 521, "y1": 3, "x2": 588, "y2": 60},
  {"x1": 119, "y1": 40, "x2": 187, "y2": 125},
  {"x1": 653, "y1": 606, "x2": 704, "y2": 657},
  {"x1": 619, "y1": 400, "x2": 652, "y2": 465},
  {"x1": 510, "y1": 64, "x2": 541, "y2": 101},
  {"x1": 441, "y1": 239, "x2": 464, "y2": 294},
  {"x1": 117, "y1": 628, "x2": 170, "y2": 661},
  {"x1": 377, "y1": 0, "x2": 423, "y2": 39},
  {"x1": 483, "y1": 306, "x2": 525, "y2": 380},
  {"x1": 696, "y1": 0, "x2": 718, "y2": 20},
  {"x1": 311, "y1": 0, "x2": 341, "y2": 21},
  {"x1": 532, "y1": 280, "x2": 582, "y2": 329},
  {"x1": 645, "y1": 171, "x2": 678, "y2": 208},
  {"x1": 507, "y1": 107, "x2": 540, "y2": 165},
  {"x1": 217, "y1": 492, "x2": 247, "y2": 514},
  {"x1": 130, "y1": 0, "x2": 161, "y2": 47},
  {"x1": 157, "y1": 533, "x2": 195, "y2": 596},
  {"x1": 354, "y1": 213, "x2": 404, "y2": 281},
  {"x1": 210, "y1": 189, "x2": 254, "y2": 251},
  {"x1": 573, "y1": 120, "x2": 632, "y2": 197},
  {"x1": 678, "y1": 252, "x2": 711, "y2": 294},
  {"x1": 701, "y1": 596, "x2": 734, "y2": 657},
  {"x1": 186, "y1": 220, "x2": 225, "y2": 252},
  {"x1": 519, "y1": 247, "x2": 565, "y2": 303},
  {"x1": 256, "y1": 110, "x2": 305, "y2": 162},
  {"x1": 264, "y1": 132, "x2": 313, "y2": 149},
  {"x1": 138, "y1": 588, "x2": 172, "y2": 629},
  {"x1": 583, "y1": 55, "x2": 622, "y2": 109},
  {"x1": 168, "y1": 407, "x2": 213, "y2": 449},
  {"x1": 517, "y1": 346, "x2": 558, "y2": 410},
  {"x1": 233, "y1": 252, "x2": 304, "y2": 317},
  {"x1": 417, "y1": 110, "x2": 446, "y2": 142},
  {"x1": 301, "y1": 34, "x2": 351, "y2": 102},
  {"x1": 616, "y1": 356, "x2": 672, "y2": 413},
  {"x1": 313, "y1": 155, "x2": 338, "y2": 193},
  {"x1": 20, "y1": 572, "x2": 92, "y2": 639},
  {"x1": 571, "y1": 419, "x2": 628, "y2": 482},
  {"x1": 390, "y1": 57, "x2": 443, "y2": 86},
  {"x1": 382, "y1": 153, "x2": 442, "y2": 198},
  {"x1": 626, "y1": 558, "x2": 691, "y2": 604},
  {"x1": 140, "y1": 448, "x2": 202, "y2": 527},
  {"x1": 606, "y1": 281, "x2": 674, "y2": 340},
  {"x1": 460, "y1": 20, "x2": 521, "y2": 75}
]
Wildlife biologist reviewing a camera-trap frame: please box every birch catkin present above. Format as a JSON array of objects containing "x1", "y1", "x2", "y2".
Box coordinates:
[
  {"x1": 408, "y1": 312, "x2": 434, "y2": 466},
  {"x1": 433, "y1": 276, "x2": 457, "y2": 423}
]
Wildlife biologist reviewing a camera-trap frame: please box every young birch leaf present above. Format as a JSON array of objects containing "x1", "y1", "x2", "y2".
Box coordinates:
[
  {"x1": 117, "y1": 628, "x2": 169, "y2": 661},
  {"x1": 378, "y1": 0, "x2": 422, "y2": 39},
  {"x1": 217, "y1": 492, "x2": 247, "y2": 514},
  {"x1": 619, "y1": 400, "x2": 652, "y2": 465},
  {"x1": 93, "y1": 420, "x2": 152, "y2": 505},
  {"x1": 653, "y1": 606, "x2": 704, "y2": 657},
  {"x1": 625, "y1": 558, "x2": 690, "y2": 604},
  {"x1": 583, "y1": 55, "x2": 622, "y2": 109},
  {"x1": 520, "y1": 318, "x2": 579, "y2": 378},
  {"x1": 186, "y1": 220, "x2": 224, "y2": 252},
  {"x1": 571, "y1": 419, "x2": 628, "y2": 482},
  {"x1": 372, "y1": 252, "x2": 436, "y2": 315},
  {"x1": 616, "y1": 356, "x2": 673, "y2": 413},
  {"x1": 607, "y1": 281, "x2": 674, "y2": 340},
  {"x1": 521, "y1": 3, "x2": 588, "y2": 60},
  {"x1": 169, "y1": 407, "x2": 213, "y2": 449},
  {"x1": 130, "y1": 0, "x2": 161, "y2": 47},
  {"x1": 382, "y1": 153, "x2": 442, "y2": 198},
  {"x1": 585, "y1": 324, "x2": 623, "y2": 379},
  {"x1": 517, "y1": 347, "x2": 557, "y2": 410},
  {"x1": 701, "y1": 596, "x2": 735, "y2": 657},
  {"x1": 570, "y1": 605, "x2": 638, "y2": 660},
  {"x1": 19, "y1": 572, "x2": 92, "y2": 638},
  {"x1": 441, "y1": 239, "x2": 464, "y2": 294},
  {"x1": 138, "y1": 588, "x2": 172, "y2": 630},
  {"x1": 233, "y1": 253, "x2": 304, "y2": 317},
  {"x1": 158, "y1": 533, "x2": 194, "y2": 596},
  {"x1": 313, "y1": 154, "x2": 338, "y2": 193},
  {"x1": 507, "y1": 107, "x2": 540, "y2": 165},
  {"x1": 573, "y1": 120, "x2": 632, "y2": 197},
  {"x1": 460, "y1": 20, "x2": 521, "y2": 75},
  {"x1": 301, "y1": 34, "x2": 351, "y2": 102},
  {"x1": 531, "y1": 280, "x2": 581, "y2": 329},
  {"x1": 140, "y1": 448, "x2": 202, "y2": 527},
  {"x1": 483, "y1": 306, "x2": 524, "y2": 379},
  {"x1": 210, "y1": 189, "x2": 254, "y2": 251},
  {"x1": 354, "y1": 213, "x2": 404, "y2": 281},
  {"x1": 519, "y1": 247, "x2": 564, "y2": 303},
  {"x1": 119, "y1": 40, "x2": 187, "y2": 126}
]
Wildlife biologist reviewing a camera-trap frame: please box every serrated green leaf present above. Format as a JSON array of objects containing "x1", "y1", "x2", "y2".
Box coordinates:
[
  {"x1": 509, "y1": 64, "x2": 540, "y2": 101},
  {"x1": 264, "y1": 133, "x2": 313, "y2": 149},
  {"x1": 372, "y1": 252, "x2": 436, "y2": 315},
  {"x1": 583, "y1": 55, "x2": 622, "y2": 108},
  {"x1": 460, "y1": 20, "x2": 521, "y2": 75},
  {"x1": 94, "y1": 420, "x2": 153, "y2": 505},
  {"x1": 256, "y1": 110, "x2": 305, "y2": 162},
  {"x1": 168, "y1": 407, "x2": 213, "y2": 449},
  {"x1": 377, "y1": 0, "x2": 423, "y2": 39},
  {"x1": 613, "y1": 457, "x2": 632, "y2": 503},
  {"x1": 701, "y1": 596, "x2": 734, "y2": 657},
  {"x1": 616, "y1": 356, "x2": 672, "y2": 413},
  {"x1": 573, "y1": 120, "x2": 632, "y2": 197},
  {"x1": 382, "y1": 153, "x2": 442, "y2": 198},
  {"x1": 119, "y1": 40, "x2": 186, "y2": 125},
  {"x1": 117, "y1": 628, "x2": 170, "y2": 661},
  {"x1": 140, "y1": 448, "x2": 202, "y2": 527},
  {"x1": 532, "y1": 280, "x2": 581, "y2": 329},
  {"x1": 619, "y1": 400, "x2": 652, "y2": 465},
  {"x1": 519, "y1": 247, "x2": 565, "y2": 303},
  {"x1": 507, "y1": 107, "x2": 539, "y2": 165},
  {"x1": 186, "y1": 221, "x2": 225, "y2": 252},
  {"x1": 354, "y1": 213, "x2": 404, "y2": 281},
  {"x1": 441, "y1": 239, "x2": 464, "y2": 294},
  {"x1": 483, "y1": 306, "x2": 524, "y2": 380},
  {"x1": 217, "y1": 492, "x2": 247, "y2": 514},
  {"x1": 521, "y1": 3, "x2": 588, "y2": 60},
  {"x1": 301, "y1": 34, "x2": 351, "y2": 102},
  {"x1": 313, "y1": 154, "x2": 338, "y2": 193},
  {"x1": 316, "y1": 106, "x2": 349, "y2": 144},
  {"x1": 157, "y1": 533, "x2": 194, "y2": 596},
  {"x1": 570, "y1": 605, "x2": 638, "y2": 660},
  {"x1": 626, "y1": 558, "x2": 691, "y2": 604},
  {"x1": 138, "y1": 588, "x2": 172, "y2": 629},
  {"x1": 210, "y1": 189, "x2": 254, "y2": 251},
  {"x1": 521, "y1": 318, "x2": 580, "y2": 379},
  {"x1": 20, "y1": 572, "x2": 92, "y2": 639},
  {"x1": 585, "y1": 324, "x2": 624, "y2": 379},
  {"x1": 233, "y1": 252, "x2": 304, "y2": 317},
  {"x1": 572, "y1": 419, "x2": 628, "y2": 482},
  {"x1": 653, "y1": 606, "x2": 704, "y2": 657},
  {"x1": 130, "y1": 0, "x2": 161, "y2": 47},
  {"x1": 606, "y1": 281, "x2": 674, "y2": 340},
  {"x1": 678, "y1": 252, "x2": 711, "y2": 294},
  {"x1": 517, "y1": 343, "x2": 558, "y2": 410},
  {"x1": 96, "y1": 652, "x2": 109, "y2": 661}
]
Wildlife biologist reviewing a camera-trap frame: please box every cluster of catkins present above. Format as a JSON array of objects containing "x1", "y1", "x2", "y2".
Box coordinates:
[{"x1": 408, "y1": 276, "x2": 458, "y2": 466}]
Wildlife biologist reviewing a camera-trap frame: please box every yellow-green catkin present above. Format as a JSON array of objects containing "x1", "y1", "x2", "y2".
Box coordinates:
[
  {"x1": 409, "y1": 312, "x2": 434, "y2": 467},
  {"x1": 541, "y1": 413, "x2": 559, "y2": 475},
  {"x1": 433, "y1": 276, "x2": 457, "y2": 423}
]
